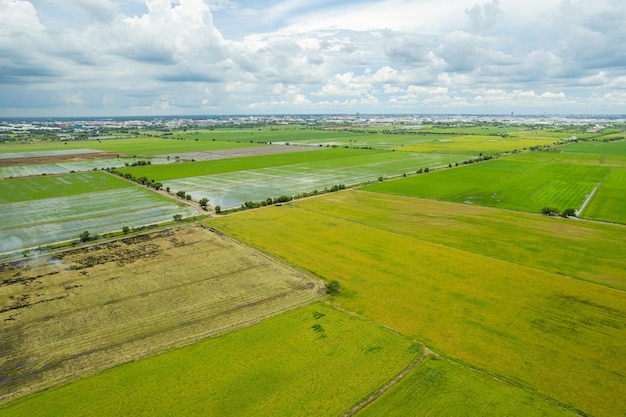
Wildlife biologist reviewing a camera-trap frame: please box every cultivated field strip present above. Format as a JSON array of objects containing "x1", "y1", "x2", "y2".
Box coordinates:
[
  {"x1": 365, "y1": 154, "x2": 611, "y2": 214},
  {"x1": 0, "y1": 172, "x2": 132, "y2": 203},
  {"x1": 0, "y1": 158, "x2": 172, "y2": 179},
  {"x1": 580, "y1": 168, "x2": 626, "y2": 223},
  {"x1": 0, "y1": 149, "x2": 102, "y2": 159},
  {"x1": 210, "y1": 193, "x2": 626, "y2": 417},
  {"x1": 0, "y1": 188, "x2": 197, "y2": 254},
  {"x1": 164, "y1": 152, "x2": 469, "y2": 208},
  {"x1": 0, "y1": 303, "x2": 418, "y2": 417},
  {"x1": 356, "y1": 355, "x2": 581, "y2": 417},
  {"x1": 0, "y1": 226, "x2": 324, "y2": 403}
]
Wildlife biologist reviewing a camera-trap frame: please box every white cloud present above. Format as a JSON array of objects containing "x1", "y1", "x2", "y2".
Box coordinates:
[
  {"x1": 49, "y1": 0, "x2": 120, "y2": 23},
  {"x1": 465, "y1": 0, "x2": 503, "y2": 33},
  {"x1": 2, "y1": 0, "x2": 626, "y2": 115},
  {"x1": 315, "y1": 72, "x2": 372, "y2": 97}
]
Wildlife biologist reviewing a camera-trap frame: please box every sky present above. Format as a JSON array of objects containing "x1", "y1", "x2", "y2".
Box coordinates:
[{"x1": 1, "y1": 0, "x2": 625, "y2": 117}]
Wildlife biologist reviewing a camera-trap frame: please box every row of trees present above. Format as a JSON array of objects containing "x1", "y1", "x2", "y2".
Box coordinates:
[
  {"x1": 541, "y1": 207, "x2": 577, "y2": 217},
  {"x1": 218, "y1": 184, "x2": 347, "y2": 214},
  {"x1": 108, "y1": 169, "x2": 210, "y2": 211},
  {"x1": 107, "y1": 169, "x2": 164, "y2": 191}
]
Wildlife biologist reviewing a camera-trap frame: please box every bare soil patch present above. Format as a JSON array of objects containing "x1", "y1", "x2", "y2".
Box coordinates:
[
  {"x1": 160, "y1": 144, "x2": 318, "y2": 161},
  {"x1": 0, "y1": 152, "x2": 124, "y2": 167},
  {"x1": 0, "y1": 225, "x2": 323, "y2": 403}
]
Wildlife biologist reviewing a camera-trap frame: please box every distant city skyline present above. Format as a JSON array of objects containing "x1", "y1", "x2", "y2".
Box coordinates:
[{"x1": 2, "y1": 0, "x2": 626, "y2": 117}]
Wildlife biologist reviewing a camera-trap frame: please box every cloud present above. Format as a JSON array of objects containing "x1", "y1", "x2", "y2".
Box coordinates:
[
  {"x1": 315, "y1": 72, "x2": 372, "y2": 97},
  {"x1": 465, "y1": 0, "x2": 503, "y2": 33},
  {"x1": 50, "y1": 0, "x2": 120, "y2": 23},
  {"x1": 2, "y1": 0, "x2": 626, "y2": 115},
  {"x1": 383, "y1": 31, "x2": 432, "y2": 65}
]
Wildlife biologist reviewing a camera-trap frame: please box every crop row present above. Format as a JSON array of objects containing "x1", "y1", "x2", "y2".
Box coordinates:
[{"x1": 209, "y1": 191, "x2": 626, "y2": 417}]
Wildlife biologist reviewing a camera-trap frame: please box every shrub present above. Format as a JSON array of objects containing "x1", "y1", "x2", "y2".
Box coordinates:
[{"x1": 325, "y1": 280, "x2": 342, "y2": 295}]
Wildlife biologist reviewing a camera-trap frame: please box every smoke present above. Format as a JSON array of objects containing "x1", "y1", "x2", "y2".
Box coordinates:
[{"x1": 0, "y1": 235, "x2": 24, "y2": 254}]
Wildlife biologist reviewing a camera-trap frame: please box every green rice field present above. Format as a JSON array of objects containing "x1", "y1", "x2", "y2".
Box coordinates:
[
  {"x1": 364, "y1": 142, "x2": 626, "y2": 222},
  {"x1": 358, "y1": 355, "x2": 580, "y2": 417},
  {"x1": 1, "y1": 125, "x2": 624, "y2": 417},
  {"x1": 0, "y1": 136, "x2": 259, "y2": 156},
  {"x1": 580, "y1": 168, "x2": 626, "y2": 223},
  {"x1": 209, "y1": 191, "x2": 626, "y2": 417},
  {"x1": 118, "y1": 147, "x2": 471, "y2": 208},
  {"x1": 394, "y1": 134, "x2": 556, "y2": 154},
  {"x1": 162, "y1": 150, "x2": 468, "y2": 208},
  {"x1": 0, "y1": 303, "x2": 418, "y2": 417},
  {"x1": 0, "y1": 172, "x2": 197, "y2": 255},
  {"x1": 364, "y1": 156, "x2": 607, "y2": 214},
  {"x1": 0, "y1": 157, "x2": 173, "y2": 179}
]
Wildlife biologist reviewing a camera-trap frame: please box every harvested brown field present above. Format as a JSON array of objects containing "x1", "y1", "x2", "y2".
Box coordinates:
[
  {"x1": 0, "y1": 152, "x2": 123, "y2": 167},
  {"x1": 0, "y1": 225, "x2": 323, "y2": 403}
]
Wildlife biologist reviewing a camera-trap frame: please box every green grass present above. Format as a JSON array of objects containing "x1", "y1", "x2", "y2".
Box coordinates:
[
  {"x1": 0, "y1": 303, "x2": 418, "y2": 417},
  {"x1": 357, "y1": 355, "x2": 580, "y2": 417},
  {"x1": 188, "y1": 127, "x2": 437, "y2": 149},
  {"x1": 0, "y1": 172, "x2": 132, "y2": 203},
  {"x1": 364, "y1": 154, "x2": 607, "y2": 214},
  {"x1": 118, "y1": 148, "x2": 374, "y2": 180},
  {"x1": 581, "y1": 168, "x2": 626, "y2": 223},
  {"x1": 560, "y1": 139, "x2": 626, "y2": 156},
  {"x1": 509, "y1": 149, "x2": 626, "y2": 167},
  {"x1": 209, "y1": 192, "x2": 626, "y2": 417}
]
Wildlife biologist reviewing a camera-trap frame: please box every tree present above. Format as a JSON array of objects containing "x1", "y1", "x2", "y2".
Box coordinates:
[
  {"x1": 79, "y1": 231, "x2": 90, "y2": 242},
  {"x1": 176, "y1": 190, "x2": 186, "y2": 199},
  {"x1": 562, "y1": 208, "x2": 577, "y2": 217},
  {"x1": 325, "y1": 280, "x2": 342, "y2": 295},
  {"x1": 215, "y1": 205, "x2": 221, "y2": 214},
  {"x1": 122, "y1": 226, "x2": 130, "y2": 234},
  {"x1": 173, "y1": 214, "x2": 183, "y2": 221},
  {"x1": 199, "y1": 198, "x2": 209, "y2": 209},
  {"x1": 541, "y1": 207, "x2": 560, "y2": 216}
]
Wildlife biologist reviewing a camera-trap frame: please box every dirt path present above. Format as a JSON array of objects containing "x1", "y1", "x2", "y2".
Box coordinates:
[
  {"x1": 341, "y1": 351, "x2": 430, "y2": 417},
  {"x1": 576, "y1": 183, "x2": 600, "y2": 216}
]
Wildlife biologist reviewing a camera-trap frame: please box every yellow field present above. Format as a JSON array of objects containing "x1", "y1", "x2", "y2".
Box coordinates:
[
  {"x1": 395, "y1": 134, "x2": 556, "y2": 153},
  {"x1": 0, "y1": 226, "x2": 323, "y2": 402},
  {"x1": 210, "y1": 191, "x2": 626, "y2": 417}
]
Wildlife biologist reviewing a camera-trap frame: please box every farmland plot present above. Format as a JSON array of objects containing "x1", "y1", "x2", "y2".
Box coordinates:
[
  {"x1": 364, "y1": 154, "x2": 609, "y2": 214},
  {"x1": 0, "y1": 173, "x2": 197, "y2": 255},
  {"x1": 0, "y1": 303, "x2": 418, "y2": 417},
  {"x1": 0, "y1": 136, "x2": 260, "y2": 157},
  {"x1": 163, "y1": 151, "x2": 469, "y2": 208},
  {"x1": 357, "y1": 355, "x2": 579, "y2": 417},
  {"x1": 395, "y1": 134, "x2": 556, "y2": 154},
  {"x1": 210, "y1": 192, "x2": 626, "y2": 417},
  {"x1": 0, "y1": 226, "x2": 324, "y2": 403},
  {"x1": 0, "y1": 149, "x2": 103, "y2": 159},
  {"x1": 0, "y1": 157, "x2": 173, "y2": 179},
  {"x1": 580, "y1": 168, "x2": 626, "y2": 223}
]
